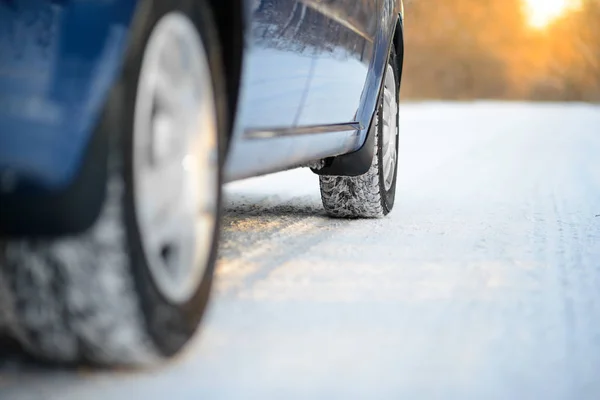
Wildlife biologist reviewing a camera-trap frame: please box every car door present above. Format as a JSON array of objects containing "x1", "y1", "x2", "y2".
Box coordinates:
[
  {"x1": 295, "y1": 0, "x2": 383, "y2": 127},
  {"x1": 225, "y1": 0, "x2": 323, "y2": 180},
  {"x1": 235, "y1": 0, "x2": 314, "y2": 130}
]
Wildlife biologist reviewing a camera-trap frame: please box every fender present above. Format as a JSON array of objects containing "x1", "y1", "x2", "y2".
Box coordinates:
[{"x1": 0, "y1": 0, "x2": 139, "y2": 236}]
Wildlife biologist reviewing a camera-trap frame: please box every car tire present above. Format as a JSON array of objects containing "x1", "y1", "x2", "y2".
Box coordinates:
[
  {"x1": 319, "y1": 48, "x2": 400, "y2": 218},
  {"x1": 0, "y1": 0, "x2": 225, "y2": 366}
]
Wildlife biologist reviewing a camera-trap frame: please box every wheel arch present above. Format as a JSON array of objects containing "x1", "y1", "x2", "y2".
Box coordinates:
[
  {"x1": 393, "y1": 15, "x2": 405, "y2": 88},
  {"x1": 202, "y1": 0, "x2": 246, "y2": 155}
]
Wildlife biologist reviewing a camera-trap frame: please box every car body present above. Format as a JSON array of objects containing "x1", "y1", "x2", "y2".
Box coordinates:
[
  {"x1": 0, "y1": 0, "x2": 404, "y2": 366},
  {"x1": 0, "y1": 0, "x2": 403, "y2": 233}
]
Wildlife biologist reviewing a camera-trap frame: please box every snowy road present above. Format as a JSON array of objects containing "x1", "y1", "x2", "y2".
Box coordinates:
[{"x1": 2, "y1": 103, "x2": 600, "y2": 399}]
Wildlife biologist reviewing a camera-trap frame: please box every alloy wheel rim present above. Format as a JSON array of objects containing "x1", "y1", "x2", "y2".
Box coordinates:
[
  {"x1": 132, "y1": 12, "x2": 219, "y2": 304},
  {"x1": 381, "y1": 64, "x2": 398, "y2": 192}
]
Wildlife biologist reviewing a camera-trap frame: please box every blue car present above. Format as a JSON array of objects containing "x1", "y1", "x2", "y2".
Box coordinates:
[{"x1": 0, "y1": 0, "x2": 404, "y2": 366}]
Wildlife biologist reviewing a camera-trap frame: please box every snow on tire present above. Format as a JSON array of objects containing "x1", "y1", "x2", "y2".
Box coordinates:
[
  {"x1": 1, "y1": 179, "x2": 160, "y2": 365},
  {"x1": 320, "y1": 49, "x2": 400, "y2": 219}
]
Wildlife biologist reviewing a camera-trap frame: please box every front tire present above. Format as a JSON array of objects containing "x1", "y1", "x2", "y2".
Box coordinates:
[
  {"x1": 0, "y1": 1, "x2": 224, "y2": 366},
  {"x1": 320, "y1": 48, "x2": 400, "y2": 218}
]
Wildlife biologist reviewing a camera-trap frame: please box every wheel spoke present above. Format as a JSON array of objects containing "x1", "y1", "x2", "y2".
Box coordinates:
[
  {"x1": 151, "y1": 70, "x2": 182, "y2": 113},
  {"x1": 137, "y1": 160, "x2": 184, "y2": 227},
  {"x1": 382, "y1": 134, "x2": 393, "y2": 161}
]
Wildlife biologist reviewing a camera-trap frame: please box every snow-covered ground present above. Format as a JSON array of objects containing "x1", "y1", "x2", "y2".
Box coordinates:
[{"x1": 2, "y1": 102, "x2": 600, "y2": 399}]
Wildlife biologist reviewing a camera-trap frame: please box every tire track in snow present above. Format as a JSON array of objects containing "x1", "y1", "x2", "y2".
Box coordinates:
[{"x1": 216, "y1": 194, "x2": 340, "y2": 297}]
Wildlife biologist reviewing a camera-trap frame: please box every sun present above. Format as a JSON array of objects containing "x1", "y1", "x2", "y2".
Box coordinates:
[{"x1": 523, "y1": 0, "x2": 574, "y2": 28}]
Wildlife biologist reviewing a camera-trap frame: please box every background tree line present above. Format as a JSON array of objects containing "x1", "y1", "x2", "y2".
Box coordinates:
[{"x1": 401, "y1": 0, "x2": 600, "y2": 102}]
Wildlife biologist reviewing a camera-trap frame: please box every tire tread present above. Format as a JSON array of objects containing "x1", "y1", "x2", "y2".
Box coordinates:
[
  {"x1": 0, "y1": 178, "x2": 159, "y2": 365},
  {"x1": 319, "y1": 128, "x2": 386, "y2": 218}
]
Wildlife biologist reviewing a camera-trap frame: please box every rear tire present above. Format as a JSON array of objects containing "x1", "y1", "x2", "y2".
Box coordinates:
[
  {"x1": 319, "y1": 48, "x2": 400, "y2": 218},
  {"x1": 0, "y1": 1, "x2": 224, "y2": 366}
]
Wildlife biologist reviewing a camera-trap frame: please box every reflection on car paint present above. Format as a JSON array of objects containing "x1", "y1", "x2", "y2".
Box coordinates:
[
  {"x1": 0, "y1": 0, "x2": 136, "y2": 192},
  {"x1": 0, "y1": 1, "x2": 61, "y2": 89}
]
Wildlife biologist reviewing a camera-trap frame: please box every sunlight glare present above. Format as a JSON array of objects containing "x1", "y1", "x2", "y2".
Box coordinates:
[{"x1": 523, "y1": 0, "x2": 573, "y2": 28}]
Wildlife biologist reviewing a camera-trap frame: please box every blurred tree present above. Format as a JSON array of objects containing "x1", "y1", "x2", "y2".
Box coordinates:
[
  {"x1": 543, "y1": 0, "x2": 600, "y2": 101},
  {"x1": 402, "y1": 0, "x2": 526, "y2": 99},
  {"x1": 400, "y1": 0, "x2": 600, "y2": 102}
]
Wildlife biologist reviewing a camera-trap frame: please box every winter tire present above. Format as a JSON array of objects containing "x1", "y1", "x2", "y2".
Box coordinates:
[
  {"x1": 319, "y1": 48, "x2": 400, "y2": 218},
  {"x1": 0, "y1": 1, "x2": 224, "y2": 367}
]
